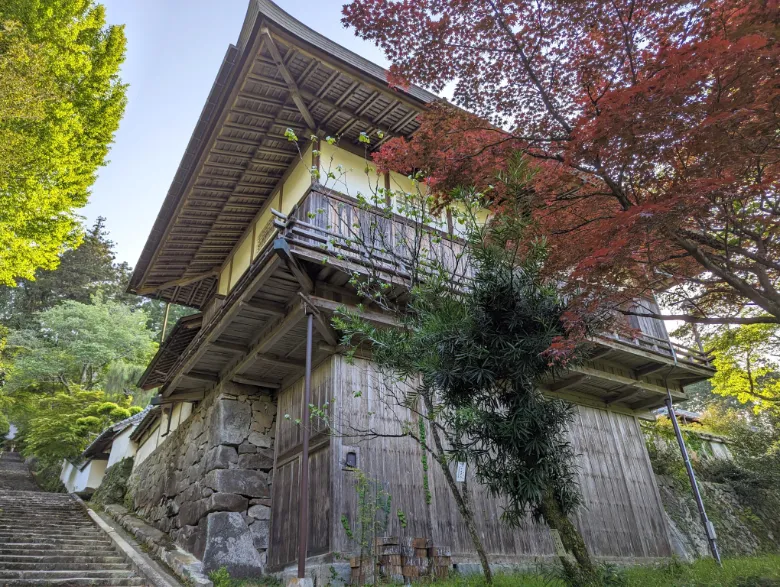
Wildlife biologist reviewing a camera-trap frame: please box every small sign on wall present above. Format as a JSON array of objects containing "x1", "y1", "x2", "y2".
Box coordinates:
[{"x1": 455, "y1": 462, "x2": 467, "y2": 483}]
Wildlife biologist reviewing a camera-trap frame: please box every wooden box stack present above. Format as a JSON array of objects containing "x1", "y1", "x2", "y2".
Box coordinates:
[{"x1": 349, "y1": 537, "x2": 452, "y2": 585}]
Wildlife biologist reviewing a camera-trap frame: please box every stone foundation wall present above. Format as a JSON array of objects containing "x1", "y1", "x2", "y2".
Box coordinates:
[{"x1": 128, "y1": 382, "x2": 277, "y2": 577}]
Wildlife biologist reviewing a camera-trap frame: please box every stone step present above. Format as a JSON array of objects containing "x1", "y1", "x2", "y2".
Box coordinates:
[
  {"x1": 0, "y1": 570, "x2": 137, "y2": 580},
  {"x1": 0, "y1": 578, "x2": 145, "y2": 587},
  {"x1": 0, "y1": 537, "x2": 115, "y2": 547},
  {"x1": 0, "y1": 528, "x2": 101, "y2": 536},
  {"x1": 0, "y1": 546, "x2": 119, "y2": 556},
  {"x1": 0, "y1": 528, "x2": 105, "y2": 537},
  {"x1": 0, "y1": 554, "x2": 126, "y2": 564},
  {"x1": 1, "y1": 562, "x2": 133, "y2": 571}
]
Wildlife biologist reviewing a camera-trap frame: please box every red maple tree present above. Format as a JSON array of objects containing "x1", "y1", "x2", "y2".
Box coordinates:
[{"x1": 344, "y1": 0, "x2": 779, "y2": 327}]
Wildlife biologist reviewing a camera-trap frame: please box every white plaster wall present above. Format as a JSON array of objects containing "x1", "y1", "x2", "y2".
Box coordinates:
[
  {"x1": 133, "y1": 402, "x2": 193, "y2": 470},
  {"x1": 108, "y1": 426, "x2": 137, "y2": 467},
  {"x1": 61, "y1": 459, "x2": 108, "y2": 493},
  {"x1": 134, "y1": 423, "x2": 161, "y2": 469}
]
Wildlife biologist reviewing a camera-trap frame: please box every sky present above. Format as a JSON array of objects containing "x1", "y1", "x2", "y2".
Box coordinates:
[{"x1": 84, "y1": 0, "x2": 393, "y2": 267}]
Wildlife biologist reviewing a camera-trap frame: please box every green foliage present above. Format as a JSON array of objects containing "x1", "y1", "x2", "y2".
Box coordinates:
[
  {"x1": 4, "y1": 295, "x2": 156, "y2": 394},
  {"x1": 0, "y1": 218, "x2": 133, "y2": 330},
  {"x1": 0, "y1": 1, "x2": 127, "y2": 285},
  {"x1": 416, "y1": 555, "x2": 780, "y2": 586},
  {"x1": 338, "y1": 207, "x2": 584, "y2": 527},
  {"x1": 707, "y1": 325, "x2": 780, "y2": 415},
  {"x1": 341, "y1": 469, "x2": 393, "y2": 559},
  {"x1": 209, "y1": 567, "x2": 232, "y2": 587},
  {"x1": 207, "y1": 566, "x2": 280, "y2": 587},
  {"x1": 19, "y1": 388, "x2": 140, "y2": 465}
]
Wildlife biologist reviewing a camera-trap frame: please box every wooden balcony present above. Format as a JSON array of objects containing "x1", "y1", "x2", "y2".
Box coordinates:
[{"x1": 147, "y1": 186, "x2": 713, "y2": 415}]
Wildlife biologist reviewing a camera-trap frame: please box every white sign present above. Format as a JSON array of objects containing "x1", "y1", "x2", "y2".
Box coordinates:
[{"x1": 455, "y1": 462, "x2": 467, "y2": 483}]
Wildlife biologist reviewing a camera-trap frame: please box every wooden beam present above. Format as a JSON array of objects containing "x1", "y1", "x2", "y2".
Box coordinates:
[
  {"x1": 274, "y1": 238, "x2": 314, "y2": 293},
  {"x1": 547, "y1": 374, "x2": 587, "y2": 392},
  {"x1": 231, "y1": 376, "x2": 281, "y2": 389},
  {"x1": 136, "y1": 270, "x2": 218, "y2": 295},
  {"x1": 163, "y1": 256, "x2": 282, "y2": 396},
  {"x1": 210, "y1": 341, "x2": 249, "y2": 354},
  {"x1": 568, "y1": 364, "x2": 684, "y2": 400},
  {"x1": 299, "y1": 294, "x2": 339, "y2": 347},
  {"x1": 607, "y1": 389, "x2": 644, "y2": 405},
  {"x1": 219, "y1": 304, "x2": 306, "y2": 385},
  {"x1": 305, "y1": 294, "x2": 400, "y2": 328},
  {"x1": 241, "y1": 299, "x2": 286, "y2": 316},
  {"x1": 588, "y1": 346, "x2": 613, "y2": 361},
  {"x1": 632, "y1": 395, "x2": 667, "y2": 410},
  {"x1": 151, "y1": 391, "x2": 206, "y2": 405},
  {"x1": 256, "y1": 354, "x2": 302, "y2": 370},
  {"x1": 184, "y1": 370, "x2": 220, "y2": 383},
  {"x1": 635, "y1": 362, "x2": 666, "y2": 377},
  {"x1": 261, "y1": 28, "x2": 317, "y2": 131}
]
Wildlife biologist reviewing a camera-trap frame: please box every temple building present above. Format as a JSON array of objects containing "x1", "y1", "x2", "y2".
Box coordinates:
[{"x1": 126, "y1": 0, "x2": 715, "y2": 579}]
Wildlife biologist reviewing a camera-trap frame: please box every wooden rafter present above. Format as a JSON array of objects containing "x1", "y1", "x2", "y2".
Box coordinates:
[{"x1": 261, "y1": 28, "x2": 317, "y2": 130}]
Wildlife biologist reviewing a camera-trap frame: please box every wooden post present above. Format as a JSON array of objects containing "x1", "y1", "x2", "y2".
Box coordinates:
[
  {"x1": 297, "y1": 312, "x2": 314, "y2": 579},
  {"x1": 160, "y1": 302, "x2": 171, "y2": 343}
]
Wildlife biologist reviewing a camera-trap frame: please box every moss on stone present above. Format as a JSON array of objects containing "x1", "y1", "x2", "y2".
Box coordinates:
[{"x1": 92, "y1": 458, "x2": 134, "y2": 506}]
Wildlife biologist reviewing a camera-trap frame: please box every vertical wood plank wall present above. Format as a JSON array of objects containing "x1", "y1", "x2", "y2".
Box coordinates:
[{"x1": 269, "y1": 356, "x2": 672, "y2": 569}]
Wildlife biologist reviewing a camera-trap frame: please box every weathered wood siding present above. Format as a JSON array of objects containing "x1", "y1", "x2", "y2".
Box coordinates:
[
  {"x1": 330, "y1": 356, "x2": 672, "y2": 563},
  {"x1": 269, "y1": 355, "x2": 672, "y2": 569},
  {"x1": 268, "y1": 359, "x2": 333, "y2": 570}
]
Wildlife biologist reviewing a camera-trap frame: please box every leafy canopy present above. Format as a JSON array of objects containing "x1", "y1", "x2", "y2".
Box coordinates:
[
  {"x1": 708, "y1": 325, "x2": 780, "y2": 415},
  {"x1": 22, "y1": 388, "x2": 141, "y2": 465},
  {"x1": 5, "y1": 295, "x2": 157, "y2": 394},
  {"x1": 345, "y1": 0, "x2": 780, "y2": 328},
  {"x1": 0, "y1": 0, "x2": 126, "y2": 285}
]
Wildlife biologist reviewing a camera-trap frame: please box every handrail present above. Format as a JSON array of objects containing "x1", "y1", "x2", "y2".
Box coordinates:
[{"x1": 289, "y1": 189, "x2": 713, "y2": 370}]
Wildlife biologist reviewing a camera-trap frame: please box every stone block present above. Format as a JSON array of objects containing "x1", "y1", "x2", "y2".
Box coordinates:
[
  {"x1": 210, "y1": 398, "x2": 251, "y2": 446},
  {"x1": 249, "y1": 498, "x2": 271, "y2": 507},
  {"x1": 204, "y1": 492, "x2": 249, "y2": 514},
  {"x1": 247, "y1": 504, "x2": 271, "y2": 520},
  {"x1": 250, "y1": 519, "x2": 270, "y2": 549},
  {"x1": 201, "y1": 512, "x2": 265, "y2": 577},
  {"x1": 237, "y1": 442, "x2": 256, "y2": 454},
  {"x1": 179, "y1": 499, "x2": 207, "y2": 527},
  {"x1": 248, "y1": 431, "x2": 272, "y2": 448},
  {"x1": 203, "y1": 469, "x2": 270, "y2": 498},
  {"x1": 237, "y1": 449, "x2": 274, "y2": 471},
  {"x1": 182, "y1": 442, "x2": 198, "y2": 468},
  {"x1": 203, "y1": 445, "x2": 238, "y2": 473}
]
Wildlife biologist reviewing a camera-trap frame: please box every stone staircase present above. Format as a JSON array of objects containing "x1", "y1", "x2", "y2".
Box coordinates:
[{"x1": 0, "y1": 452, "x2": 146, "y2": 586}]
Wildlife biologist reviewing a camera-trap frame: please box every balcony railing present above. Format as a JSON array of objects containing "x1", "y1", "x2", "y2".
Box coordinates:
[
  {"x1": 604, "y1": 330, "x2": 713, "y2": 368},
  {"x1": 279, "y1": 187, "x2": 713, "y2": 372},
  {"x1": 280, "y1": 187, "x2": 470, "y2": 284}
]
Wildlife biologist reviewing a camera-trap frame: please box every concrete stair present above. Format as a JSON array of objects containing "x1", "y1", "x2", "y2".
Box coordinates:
[{"x1": 0, "y1": 453, "x2": 146, "y2": 586}]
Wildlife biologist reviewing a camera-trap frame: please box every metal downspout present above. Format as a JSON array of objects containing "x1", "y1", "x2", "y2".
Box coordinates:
[
  {"x1": 660, "y1": 317, "x2": 722, "y2": 565},
  {"x1": 297, "y1": 312, "x2": 314, "y2": 579}
]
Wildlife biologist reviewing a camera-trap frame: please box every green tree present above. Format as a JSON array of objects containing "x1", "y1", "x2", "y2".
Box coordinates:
[
  {"x1": 22, "y1": 387, "x2": 140, "y2": 464},
  {"x1": 336, "y1": 199, "x2": 599, "y2": 584},
  {"x1": 0, "y1": 1, "x2": 127, "y2": 285},
  {"x1": 4, "y1": 296, "x2": 156, "y2": 394},
  {"x1": 708, "y1": 325, "x2": 780, "y2": 415},
  {"x1": 0, "y1": 217, "x2": 133, "y2": 329}
]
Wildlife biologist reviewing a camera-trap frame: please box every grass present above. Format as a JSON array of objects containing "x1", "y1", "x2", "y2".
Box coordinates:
[{"x1": 412, "y1": 555, "x2": 780, "y2": 586}]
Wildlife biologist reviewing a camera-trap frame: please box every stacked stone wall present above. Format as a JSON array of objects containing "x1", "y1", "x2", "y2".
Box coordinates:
[{"x1": 128, "y1": 382, "x2": 277, "y2": 576}]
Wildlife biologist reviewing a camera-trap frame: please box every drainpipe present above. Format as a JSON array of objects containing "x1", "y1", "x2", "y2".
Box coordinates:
[
  {"x1": 659, "y1": 317, "x2": 722, "y2": 566},
  {"x1": 663, "y1": 384, "x2": 721, "y2": 565},
  {"x1": 297, "y1": 312, "x2": 314, "y2": 580}
]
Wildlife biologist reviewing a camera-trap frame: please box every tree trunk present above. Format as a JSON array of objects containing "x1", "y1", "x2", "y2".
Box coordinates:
[
  {"x1": 539, "y1": 489, "x2": 599, "y2": 586},
  {"x1": 423, "y1": 395, "x2": 493, "y2": 583}
]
